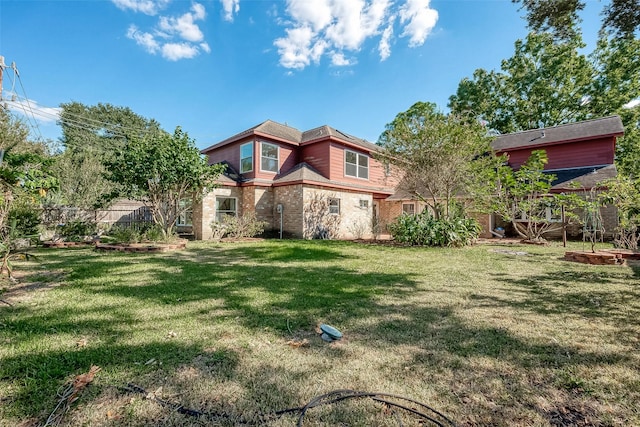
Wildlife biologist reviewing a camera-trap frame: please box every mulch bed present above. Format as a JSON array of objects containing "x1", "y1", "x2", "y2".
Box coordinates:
[{"x1": 95, "y1": 239, "x2": 187, "y2": 253}]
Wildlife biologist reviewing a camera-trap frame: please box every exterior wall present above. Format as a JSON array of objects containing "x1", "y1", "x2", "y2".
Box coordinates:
[
  {"x1": 193, "y1": 186, "x2": 242, "y2": 240},
  {"x1": 241, "y1": 185, "x2": 276, "y2": 229},
  {"x1": 301, "y1": 187, "x2": 374, "y2": 239},
  {"x1": 503, "y1": 138, "x2": 615, "y2": 170},
  {"x1": 301, "y1": 142, "x2": 331, "y2": 177},
  {"x1": 273, "y1": 184, "x2": 305, "y2": 237},
  {"x1": 206, "y1": 139, "x2": 245, "y2": 171},
  {"x1": 326, "y1": 142, "x2": 397, "y2": 189},
  {"x1": 254, "y1": 139, "x2": 297, "y2": 180}
]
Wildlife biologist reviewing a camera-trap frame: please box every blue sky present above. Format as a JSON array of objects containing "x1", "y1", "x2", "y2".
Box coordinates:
[{"x1": 1, "y1": 0, "x2": 605, "y2": 150}]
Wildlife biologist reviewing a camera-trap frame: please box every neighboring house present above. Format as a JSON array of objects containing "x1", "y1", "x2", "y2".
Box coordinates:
[
  {"x1": 194, "y1": 120, "x2": 397, "y2": 239},
  {"x1": 193, "y1": 116, "x2": 624, "y2": 240},
  {"x1": 488, "y1": 115, "x2": 624, "y2": 238}
]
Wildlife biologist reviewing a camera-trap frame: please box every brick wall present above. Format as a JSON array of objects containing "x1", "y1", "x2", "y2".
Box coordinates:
[
  {"x1": 274, "y1": 185, "x2": 304, "y2": 237},
  {"x1": 194, "y1": 186, "x2": 242, "y2": 240}
]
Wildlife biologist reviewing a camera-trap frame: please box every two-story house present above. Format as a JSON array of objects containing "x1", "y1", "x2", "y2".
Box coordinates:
[
  {"x1": 193, "y1": 115, "x2": 624, "y2": 240},
  {"x1": 194, "y1": 120, "x2": 397, "y2": 240}
]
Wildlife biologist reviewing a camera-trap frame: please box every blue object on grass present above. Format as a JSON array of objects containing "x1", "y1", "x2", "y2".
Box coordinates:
[{"x1": 320, "y1": 324, "x2": 342, "y2": 340}]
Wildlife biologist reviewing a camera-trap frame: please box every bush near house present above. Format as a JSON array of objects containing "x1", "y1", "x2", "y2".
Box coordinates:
[{"x1": 388, "y1": 211, "x2": 481, "y2": 247}]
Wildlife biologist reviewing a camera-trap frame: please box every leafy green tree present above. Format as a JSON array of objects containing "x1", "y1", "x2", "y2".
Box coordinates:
[
  {"x1": 376, "y1": 102, "x2": 495, "y2": 219},
  {"x1": 600, "y1": 175, "x2": 640, "y2": 249},
  {"x1": 588, "y1": 35, "x2": 640, "y2": 178},
  {"x1": 449, "y1": 32, "x2": 593, "y2": 133},
  {"x1": 483, "y1": 150, "x2": 582, "y2": 242},
  {"x1": 55, "y1": 102, "x2": 162, "y2": 208},
  {"x1": 107, "y1": 127, "x2": 225, "y2": 238},
  {"x1": 513, "y1": 0, "x2": 640, "y2": 39},
  {"x1": 0, "y1": 108, "x2": 57, "y2": 276}
]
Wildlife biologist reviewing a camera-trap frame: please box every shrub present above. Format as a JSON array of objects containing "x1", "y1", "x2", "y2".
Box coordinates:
[
  {"x1": 108, "y1": 225, "x2": 142, "y2": 244},
  {"x1": 388, "y1": 211, "x2": 480, "y2": 247},
  {"x1": 56, "y1": 220, "x2": 97, "y2": 242},
  {"x1": 8, "y1": 202, "x2": 41, "y2": 239},
  {"x1": 348, "y1": 218, "x2": 370, "y2": 240},
  {"x1": 209, "y1": 221, "x2": 227, "y2": 242},
  {"x1": 222, "y1": 213, "x2": 267, "y2": 239}
]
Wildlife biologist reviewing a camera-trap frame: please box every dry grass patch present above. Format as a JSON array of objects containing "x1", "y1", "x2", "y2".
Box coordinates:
[{"x1": 0, "y1": 240, "x2": 638, "y2": 426}]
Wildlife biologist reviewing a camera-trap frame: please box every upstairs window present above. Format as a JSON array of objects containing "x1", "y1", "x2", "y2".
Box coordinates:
[
  {"x1": 261, "y1": 142, "x2": 279, "y2": 173},
  {"x1": 345, "y1": 150, "x2": 368, "y2": 179},
  {"x1": 240, "y1": 142, "x2": 253, "y2": 173}
]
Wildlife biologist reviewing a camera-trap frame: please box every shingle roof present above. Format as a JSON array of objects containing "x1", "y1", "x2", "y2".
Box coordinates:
[
  {"x1": 491, "y1": 116, "x2": 624, "y2": 152},
  {"x1": 272, "y1": 162, "x2": 331, "y2": 184},
  {"x1": 201, "y1": 120, "x2": 379, "y2": 153},
  {"x1": 548, "y1": 164, "x2": 617, "y2": 191}
]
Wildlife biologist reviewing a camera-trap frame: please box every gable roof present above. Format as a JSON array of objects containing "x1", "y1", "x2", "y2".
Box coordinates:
[
  {"x1": 548, "y1": 164, "x2": 617, "y2": 191},
  {"x1": 201, "y1": 120, "x2": 378, "y2": 153},
  {"x1": 491, "y1": 116, "x2": 624, "y2": 152}
]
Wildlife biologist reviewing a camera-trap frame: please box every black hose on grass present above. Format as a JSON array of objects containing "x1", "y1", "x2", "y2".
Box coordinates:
[{"x1": 122, "y1": 383, "x2": 457, "y2": 426}]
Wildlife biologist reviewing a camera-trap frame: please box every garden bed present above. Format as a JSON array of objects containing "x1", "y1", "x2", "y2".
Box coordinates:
[
  {"x1": 42, "y1": 241, "x2": 94, "y2": 248},
  {"x1": 95, "y1": 239, "x2": 187, "y2": 252},
  {"x1": 563, "y1": 250, "x2": 635, "y2": 265}
]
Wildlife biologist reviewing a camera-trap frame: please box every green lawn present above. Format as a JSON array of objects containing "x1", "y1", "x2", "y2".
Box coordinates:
[{"x1": 1, "y1": 240, "x2": 638, "y2": 426}]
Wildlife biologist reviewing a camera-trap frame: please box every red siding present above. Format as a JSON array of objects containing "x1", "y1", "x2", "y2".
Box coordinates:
[
  {"x1": 503, "y1": 137, "x2": 616, "y2": 170},
  {"x1": 327, "y1": 143, "x2": 395, "y2": 188},
  {"x1": 301, "y1": 142, "x2": 331, "y2": 177},
  {"x1": 254, "y1": 140, "x2": 296, "y2": 180}
]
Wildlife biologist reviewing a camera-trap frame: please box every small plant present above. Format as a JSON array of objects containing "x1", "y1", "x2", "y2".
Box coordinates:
[
  {"x1": 348, "y1": 218, "x2": 369, "y2": 240},
  {"x1": 142, "y1": 223, "x2": 169, "y2": 242},
  {"x1": 209, "y1": 221, "x2": 227, "y2": 242},
  {"x1": 56, "y1": 220, "x2": 97, "y2": 242},
  {"x1": 222, "y1": 212, "x2": 267, "y2": 239},
  {"x1": 108, "y1": 225, "x2": 142, "y2": 244}
]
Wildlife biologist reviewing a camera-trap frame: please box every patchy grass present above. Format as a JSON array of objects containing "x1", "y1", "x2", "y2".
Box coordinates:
[{"x1": 0, "y1": 240, "x2": 638, "y2": 426}]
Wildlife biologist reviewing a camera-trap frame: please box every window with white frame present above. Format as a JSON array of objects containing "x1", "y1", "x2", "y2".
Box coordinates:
[
  {"x1": 215, "y1": 197, "x2": 237, "y2": 222},
  {"x1": 177, "y1": 199, "x2": 192, "y2": 226},
  {"x1": 402, "y1": 203, "x2": 415, "y2": 215},
  {"x1": 240, "y1": 142, "x2": 253, "y2": 173},
  {"x1": 345, "y1": 150, "x2": 369, "y2": 179},
  {"x1": 261, "y1": 142, "x2": 279, "y2": 173},
  {"x1": 329, "y1": 198, "x2": 340, "y2": 214},
  {"x1": 359, "y1": 199, "x2": 369, "y2": 209}
]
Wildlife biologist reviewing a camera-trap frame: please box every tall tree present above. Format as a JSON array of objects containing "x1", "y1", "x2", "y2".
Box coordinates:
[
  {"x1": 376, "y1": 102, "x2": 494, "y2": 219},
  {"x1": 588, "y1": 35, "x2": 640, "y2": 178},
  {"x1": 55, "y1": 102, "x2": 162, "y2": 208},
  {"x1": 449, "y1": 32, "x2": 593, "y2": 134},
  {"x1": 513, "y1": 0, "x2": 640, "y2": 40},
  {"x1": 107, "y1": 127, "x2": 225, "y2": 237}
]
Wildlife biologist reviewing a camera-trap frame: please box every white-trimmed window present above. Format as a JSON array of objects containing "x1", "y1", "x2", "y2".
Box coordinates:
[
  {"x1": 240, "y1": 142, "x2": 253, "y2": 173},
  {"x1": 329, "y1": 198, "x2": 340, "y2": 214},
  {"x1": 345, "y1": 150, "x2": 369, "y2": 179},
  {"x1": 402, "y1": 203, "x2": 415, "y2": 215},
  {"x1": 177, "y1": 199, "x2": 192, "y2": 226},
  {"x1": 215, "y1": 197, "x2": 237, "y2": 222},
  {"x1": 261, "y1": 142, "x2": 279, "y2": 173},
  {"x1": 359, "y1": 199, "x2": 369, "y2": 209}
]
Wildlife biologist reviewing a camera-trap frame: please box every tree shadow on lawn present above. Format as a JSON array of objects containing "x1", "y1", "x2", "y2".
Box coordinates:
[
  {"x1": 476, "y1": 270, "x2": 640, "y2": 337},
  {"x1": 361, "y1": 304, "x2": 632, "y2": 425},
  {"x1": 45, "y1": 247, "x2": 420, "y2": 335}
]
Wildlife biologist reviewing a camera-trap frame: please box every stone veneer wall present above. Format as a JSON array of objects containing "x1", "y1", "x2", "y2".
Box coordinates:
[
  {"x1": 273, "y1": 184, "x2": 304, "y2": 237},
  {"x1": 302, "y1": 187, "x2": 373, "y2": 239},
  {"x1": 193, "y1": 186, "x2": 242, "y2": 240}
]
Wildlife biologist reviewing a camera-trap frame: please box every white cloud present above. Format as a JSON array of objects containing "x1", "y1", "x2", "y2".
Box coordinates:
[
  {"x1": 330, "y1": 52, "x2": 353, "y2": 66},
  {"x1": 623, "y1": 98, "x2": 640, "y2": 109},
  {"x1": 158, "y1": 3, "x2": 206, "y2": 42},
  {"x1": 119, "y1": 2, "x2": 210, "y2": 61},
  {"x1": 127, "y1": 25, "x2": 160, "y2": 53},
  {"x1": 398, "y1": 0, "x2": 438, "y2": 47},
  {"x1": 5, "y1": 98, "x2": 61, "y2": 124},
  {"x1": 162, "y1": 42, "x2": 200, "y2": 61},
  {"x1": 220, "y1": 0, "x2": 240, "y2": 22},
  {"x1": 111, "y1": 0, "x2": 170, "y2": 16},
  {"x1": 275, "y1": 0, "x2": 438, "y2": 70},
  {"x1": 378, "y1": 23, "x2": 393, "y2": 60}
]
